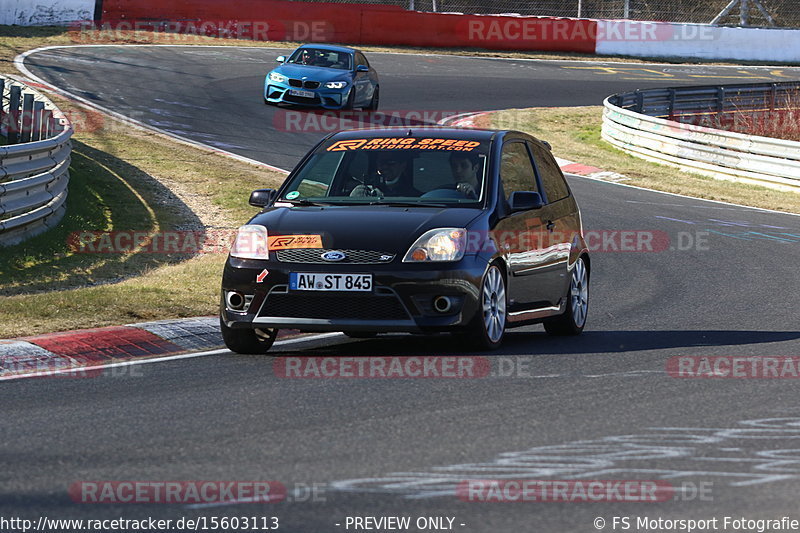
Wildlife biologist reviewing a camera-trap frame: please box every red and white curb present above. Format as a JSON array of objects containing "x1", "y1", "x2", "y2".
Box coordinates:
[{"x1": 0, "y1": 317, "x2": 311, "y2": 380}]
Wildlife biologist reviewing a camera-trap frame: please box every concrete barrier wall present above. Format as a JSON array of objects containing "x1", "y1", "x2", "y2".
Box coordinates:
[
  {"x1": 595, "y1": 20, "x2": 800, "y2": 63},
  {"x1": 0, "y1": 0, "x2": 94, "y2": 25},
  {"x1": 99, "y1": 0, "x2": 597, "y2": 54},
  {"x1": 98, "y1": 0, "x2": 800, "y2": 61},
  {"x1": 6, "y1": 0, "x2": 799, "y2": 63}
]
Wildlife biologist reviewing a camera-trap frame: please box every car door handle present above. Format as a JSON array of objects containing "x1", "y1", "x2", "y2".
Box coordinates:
[{"x1": 546, "y1": 220, "x2": 555, "y2": 231}]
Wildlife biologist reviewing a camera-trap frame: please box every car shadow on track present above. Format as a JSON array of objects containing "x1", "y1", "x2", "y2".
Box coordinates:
[{"x1": 271, "y1": 329, "x2": 800, "y2": 357}]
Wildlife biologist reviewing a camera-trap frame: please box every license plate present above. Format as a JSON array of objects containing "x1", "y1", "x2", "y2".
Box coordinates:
[
  {"x1": 290, "y1": 273, "x2": 372, "y2": 292},
  {"x1": 288, "y1": 88, "x2": 315, "y2": 98}
]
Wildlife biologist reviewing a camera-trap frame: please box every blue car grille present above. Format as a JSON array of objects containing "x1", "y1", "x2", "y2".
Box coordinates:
[{"x1": 288, "y1": 79, "x2": 320, "y2": 89}]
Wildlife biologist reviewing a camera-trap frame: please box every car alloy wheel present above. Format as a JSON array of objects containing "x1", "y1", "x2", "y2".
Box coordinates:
[
  {"x1": 459, "y1": 264, "x2": 507, "y2": 350},
  {"x1": 570, "y1": 256, "x2": 589, "y2": 328},
  {"x1": 482, "y1": 265, "x2": 507, "y2": 344},
  {"x1": 544, "y1": 256, "x2": 589, "y2": 336}
]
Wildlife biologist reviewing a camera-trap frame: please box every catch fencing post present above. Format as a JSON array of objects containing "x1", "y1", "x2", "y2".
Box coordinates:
[
  {"x1": 32, "y1": 101, "x2": 45, "y2": 141},
  {"x1": 8, "y1": 85, "x2": 21, "y2": 144},
  {"x1": 21, "y1": 93, "x2": 34, "y2": 143}
]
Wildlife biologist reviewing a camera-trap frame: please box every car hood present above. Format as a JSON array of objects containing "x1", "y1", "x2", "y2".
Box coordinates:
[
  {"x1": 249, "y1": 205, "x2": 482, "y2": 251},
  {"x1": 272, "y1": 64, "x2": 351, "y2": 82}
]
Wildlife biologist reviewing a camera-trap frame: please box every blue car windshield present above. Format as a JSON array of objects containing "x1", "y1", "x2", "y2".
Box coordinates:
[
  {"x1": 279, "y1": 137, "x2": 489, "y2": 206},
  {"x1": 287, "y1": 48, "x2": 352, "y2": 70}
]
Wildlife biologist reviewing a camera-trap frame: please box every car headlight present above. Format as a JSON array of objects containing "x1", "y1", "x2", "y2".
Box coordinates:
[
  {"x1": 230, "y1": 225, "x2": 269, "y2": 260},
  {"x1": 324, "y1": 81, "x2": 347, "y2": 89},
  {"x1": 403, "y1": 228, "x2": 467, "y2": 263},
  {"x1": 268, "y1": 72, "x2": 286, "y2": 83}
]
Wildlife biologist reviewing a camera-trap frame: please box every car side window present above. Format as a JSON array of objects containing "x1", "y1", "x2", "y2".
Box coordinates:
[
  {"x1": 287, "y1": 152, "x2": 344, "y2": 197},
  {"x1": 529, "y1": 142, "x2": 569, "y2": 203},
  {"x1": 500, "y1": 141, "x2": 539, "y2": 203},
  {"x1": 355, "y1": 52, "x2": 368, "y2": 69}
]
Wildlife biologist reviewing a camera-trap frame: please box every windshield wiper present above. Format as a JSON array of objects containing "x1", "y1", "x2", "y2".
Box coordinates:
[
  {"x1": 280, "y1": 198, "x2": 331, "y2": 206},
  {"x1": 366, "y1": 200, "x2": 451, "y2": 208}
]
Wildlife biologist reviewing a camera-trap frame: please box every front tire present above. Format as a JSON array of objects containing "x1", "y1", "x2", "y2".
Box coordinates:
[
  {"x1": 544, "y1": 256, "x2": 589, "y2": 336},
  {"x1": 460, "y1": 264, "x2": 507, "y2": 351},
  {"x1": 220, "y1": 316, "x2": 278, "y2": 354},
  {"x1": 365, "y1": 86, "x2": 379, "y2": 111}
]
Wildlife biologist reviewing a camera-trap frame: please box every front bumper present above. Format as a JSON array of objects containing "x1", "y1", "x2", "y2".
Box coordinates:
[
  {"x1": 265, "y1": 82, "x2": 349, "y2": 109},
  {"x1": 221, "y1": 255, "x2": 489, "y2": 333}
]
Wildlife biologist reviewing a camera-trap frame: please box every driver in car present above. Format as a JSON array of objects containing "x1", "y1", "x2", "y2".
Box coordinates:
[
  {"x1": 351, "y1": 152, "x2": 421, "y2": 197},
  {"x1": 449, "y1": 152, "x2": 482, "y2": 199},
  {"x1": 299, "y1": 49, "x2": 315, "y2": 65}
]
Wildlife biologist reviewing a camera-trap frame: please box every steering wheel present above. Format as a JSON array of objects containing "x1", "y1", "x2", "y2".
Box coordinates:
[
  {"x1": 350, "y1": 184, "x2": 385, "y2": 197},
  {"x1": 422, "y1": 185, "x2": 463, "y2": 199}
]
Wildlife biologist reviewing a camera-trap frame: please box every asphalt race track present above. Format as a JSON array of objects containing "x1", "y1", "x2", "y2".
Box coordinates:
[
  {"x1": 20, "y1": 46, "x2": 800, "y2": 169},
  {"x1": 3, "y1": 46, "x2": 800, "y2": 531}
]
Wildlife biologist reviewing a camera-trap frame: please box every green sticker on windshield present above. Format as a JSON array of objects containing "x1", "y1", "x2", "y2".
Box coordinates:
[{"x1": 286, "y1": 191, "x2": 300, "y2": 200}]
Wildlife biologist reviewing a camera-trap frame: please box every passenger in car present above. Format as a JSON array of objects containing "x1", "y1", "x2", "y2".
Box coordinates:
[{"x1": 449, "y1": 152, "x2": 482, "y2": 199}]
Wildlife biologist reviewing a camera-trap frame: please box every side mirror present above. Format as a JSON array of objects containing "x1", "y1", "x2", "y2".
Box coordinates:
[
  {"x1": 249, "y1": 188, "x2": 277, "y2": 208},
  {"x1": 276, "y1": 55, "x2": 286, "y2": 63},
  {"x1": 509, "y1": 191, "x2": 543, "y2": 212},
  {"x1": 356, "y1": 65, "x2": 369, "y2": 73}
]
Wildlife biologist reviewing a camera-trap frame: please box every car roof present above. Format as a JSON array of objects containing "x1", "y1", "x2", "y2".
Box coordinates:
[
  {"x1": 297, "y1": 44, "x2": 358, "y2": 54},
  {"x1": 328, "y1": 127, "x2": 520, "y2": 142}
]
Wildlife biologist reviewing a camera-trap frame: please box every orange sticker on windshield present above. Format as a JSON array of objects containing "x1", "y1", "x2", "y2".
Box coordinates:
[
  {"x1": 327, "y1": 138, "x2": 482, "y2": 152},
  {"x1": 268, "y1": 235, "x2": 323, "y2": 250}
]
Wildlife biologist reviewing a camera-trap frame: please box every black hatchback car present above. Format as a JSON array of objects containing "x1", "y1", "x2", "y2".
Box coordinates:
[{"x1": 220, "y1": 127, "x2": 590, "y2": 352}]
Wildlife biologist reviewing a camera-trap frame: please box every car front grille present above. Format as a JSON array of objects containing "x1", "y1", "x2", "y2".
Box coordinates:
[
  {"x1": 259, "y1": 290, "x2": 410, "y2": 321},
  {"x1": 284, "y1": 94, "x2": 321, "y2": 104},
  {"x1": 288, "y1": 79, "x2": 320, "y2": 89},
  {"x1": 276, "y1": 249, "x2": 395, "y2": 264}
]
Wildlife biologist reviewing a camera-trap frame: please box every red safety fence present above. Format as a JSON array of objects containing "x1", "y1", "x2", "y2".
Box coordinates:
[{"x1": 99, "y1": 0, "x2": 597, "y2": 53}]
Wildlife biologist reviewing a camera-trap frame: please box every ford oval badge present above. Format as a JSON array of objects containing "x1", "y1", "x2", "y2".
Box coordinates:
[{"x1": 321, "y1": 251, "x2": 346, "y2": 262}]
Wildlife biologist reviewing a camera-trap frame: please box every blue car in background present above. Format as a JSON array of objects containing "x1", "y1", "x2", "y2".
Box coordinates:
[{"x1": 264, "y1": 44, "x2": 380, "y2": 110}]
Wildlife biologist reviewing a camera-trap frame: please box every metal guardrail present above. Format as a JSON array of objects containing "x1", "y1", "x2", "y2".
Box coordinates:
[
  {"x1": 1, "y1": 76, "x2": 73, "y2": 246},
  {"x1": 602, "y1": 81, "x2": 800, "y2": 192}
]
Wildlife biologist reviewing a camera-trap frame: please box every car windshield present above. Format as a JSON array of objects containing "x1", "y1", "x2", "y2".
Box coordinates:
[
  {"x1": 287, "y1": 48, "x2": 353, "y2": 70},
  {"x1": 279, "y1": 136, "x2": 489, "y2": 206}
]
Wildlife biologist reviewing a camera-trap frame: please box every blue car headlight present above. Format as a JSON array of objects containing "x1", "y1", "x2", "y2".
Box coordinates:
[
  {"x1": 269, "y1": 72, "x2": 287, "y2": 83},
  {"x1": 324, "y1": 81, "x2": 348, "y2": 89}
]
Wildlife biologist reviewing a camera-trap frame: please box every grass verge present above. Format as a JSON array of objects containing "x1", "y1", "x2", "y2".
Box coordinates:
[
  {"x1": 0, "y1": 93, "x2": 286, "y2": 338},
  {"x1": 486, "y1": 106, "x2": 800, "y2": 214}
]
